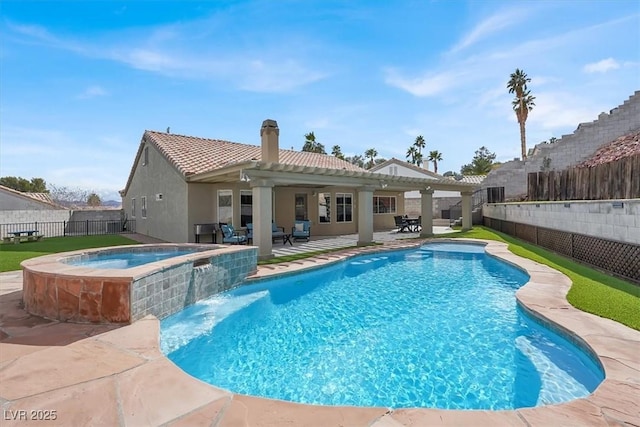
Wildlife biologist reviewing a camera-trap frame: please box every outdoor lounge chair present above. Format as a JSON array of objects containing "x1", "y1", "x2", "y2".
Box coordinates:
[
  {"x1": 394, "y1": 215, "x2": 411, "y2": 233},
  {"x1": 271, "y1": 221, "x2": 286, "y2": 242},
  {"x1": 220, "y1": 224, "x2": 247, "y2": 245},
  {"x1": 292, "y1": 220, "x2": 311, "y2": 241},
  {"x1": 246, "y1": 223, "x2": 254, "y2": 243}
]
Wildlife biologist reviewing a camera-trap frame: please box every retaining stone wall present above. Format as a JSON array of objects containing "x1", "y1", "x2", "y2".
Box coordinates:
[{"x1": 484, "y1": 91, "x2": 640, "y2": 199}]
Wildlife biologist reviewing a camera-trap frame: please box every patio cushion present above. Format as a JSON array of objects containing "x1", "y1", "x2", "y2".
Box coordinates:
[
  {"x1": 292, "y1": 220, "x2": 311, "y2": 241},
  {"x1": 220, "y1": 224, "x2": 247, "y2": 244}
]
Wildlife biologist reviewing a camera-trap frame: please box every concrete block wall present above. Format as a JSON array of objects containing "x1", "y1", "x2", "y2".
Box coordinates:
[
  {"x1": 404, "y1": 197, "x2": 462, "y2": 218},
  {"x1": 0, "y1": 209, "x2": 124, "y2": 238},
  {"x1": 483, "y1": 199, "x2": 640, "y2": 245},
  {"x1": 484, "y1": 91, "x2": 640, "y2": 198},
  {"x1": 69, "y1": 209, "x2": 122, "y2": 222},
  {"x1": 0, "y1": 210, "x2": 71, "y2": 238}
]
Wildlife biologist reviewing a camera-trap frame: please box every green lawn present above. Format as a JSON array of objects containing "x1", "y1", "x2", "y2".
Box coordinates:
[{"x1": 0, "y1": 235, "x2": 138, "y2": 272}]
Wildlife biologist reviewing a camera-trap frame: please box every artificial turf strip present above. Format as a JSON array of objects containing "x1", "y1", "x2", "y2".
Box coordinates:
[
  {"x1": 258, "y1": 243, "x2": 381, "y2": 265},
  {"x1": 437, "y1": 227, "x2": 640, "y2": 331},
  {"x1": 0, "y1": 235, "x2": 138, "y2": 272}
]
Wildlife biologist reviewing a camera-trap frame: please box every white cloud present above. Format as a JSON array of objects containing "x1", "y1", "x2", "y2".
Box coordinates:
[
  {"x1": 583, "y1": 58, "x2": 620, "y2": 74},
  {"x1": 8, "y1": 21, "x2": 328, "y2": 94},
  {"x1": 526, "y1": 92, "x2": 598, "y2": 130},
  {"x1": 450, "y1": 7, "x2": 530, "y2": 54},
  {"x1": 238, "y1": 59, "x2": 327, "y2": 92},
  {"x1": 78, "y1": 85, "x2": 108, "y2": 99},
  {"x1": 384, "y1": 69, "x2": 462, "y2": 97}
]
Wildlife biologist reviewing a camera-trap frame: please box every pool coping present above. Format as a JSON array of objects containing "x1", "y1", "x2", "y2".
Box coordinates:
[{"x1": 0, "y1": 238, "x2": 639, "y2": 426}]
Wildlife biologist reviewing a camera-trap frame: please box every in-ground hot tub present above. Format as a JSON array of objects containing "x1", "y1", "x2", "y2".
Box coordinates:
[{"x1": 21, "y1": 244, "x2": 258, "y2": 324}]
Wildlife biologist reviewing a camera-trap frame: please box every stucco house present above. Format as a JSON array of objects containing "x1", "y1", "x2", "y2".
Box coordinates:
[
  {"x1": 370, "y1": 159, "x2": 485, "y2": 218},
  {"x1": 120, "y1": 120, "x2": 477, "y2": 259}
]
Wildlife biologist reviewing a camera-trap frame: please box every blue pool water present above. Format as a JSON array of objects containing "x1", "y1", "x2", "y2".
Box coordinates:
[
  {"x1": 161, "y1": 243, "x2": 604, "y2": 410},
  {"x1": 65, "y1": 249, "x2": 199, "y2": 269}
]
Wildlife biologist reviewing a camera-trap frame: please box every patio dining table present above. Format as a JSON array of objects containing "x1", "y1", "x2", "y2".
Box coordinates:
[{"x1": 405, "y1": 218, "x2": 421, "y2": 232}]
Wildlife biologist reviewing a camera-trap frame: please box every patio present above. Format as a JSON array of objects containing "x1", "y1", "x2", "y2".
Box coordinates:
[{"x1": 0, "y1": 236, "x2": 638, "y2": 426}]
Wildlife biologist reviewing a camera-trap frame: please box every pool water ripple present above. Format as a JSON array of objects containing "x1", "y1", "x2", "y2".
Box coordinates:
[{"x1": 162, "y1": 243, "x2": 604, "y2": 410}]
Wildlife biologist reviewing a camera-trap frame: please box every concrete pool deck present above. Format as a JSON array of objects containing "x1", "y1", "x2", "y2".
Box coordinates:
[{"x1": 0, "y1": 239, "x2": 639, "y2": 426}]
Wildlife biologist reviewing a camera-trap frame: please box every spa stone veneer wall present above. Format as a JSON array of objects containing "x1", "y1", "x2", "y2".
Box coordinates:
[
  {"x1": 131, "y1": 247, "x2": 258, "y2": 321},
  {"x1": 22, "y1": 245, "x2": 258, "y2": 324}
]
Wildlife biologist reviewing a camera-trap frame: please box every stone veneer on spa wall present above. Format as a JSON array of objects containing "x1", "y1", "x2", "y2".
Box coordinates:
[{"x1": 21, "y1": 244, "x2": 258, "y2": 324}]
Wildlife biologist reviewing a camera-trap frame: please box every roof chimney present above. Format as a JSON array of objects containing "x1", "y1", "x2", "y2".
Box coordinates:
[{"x1": 260, "y1": 119, "x2": 279, "y2": 163}]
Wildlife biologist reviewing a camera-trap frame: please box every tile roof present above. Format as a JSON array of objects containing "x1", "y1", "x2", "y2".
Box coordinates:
[
  {"x1": 143, "y1": 130, "x2": 366, "y2": 177},
  {"x1": 447, "y1": 175, "x2": 486, "y2": 184},
  {"x1": 25, "y1": 192, "x2": 56, "y2": 205},
  {"x1": 0, "y1": 185, "x2": 65, "y2": 209},
  {"x1": 577, "y1": 130, "x2": 640, "y2": 167}
]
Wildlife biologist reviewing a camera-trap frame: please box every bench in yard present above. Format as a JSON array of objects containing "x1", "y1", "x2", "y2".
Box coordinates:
[{"x1": 5, "y1": 230, "x2": 44, "y2": 244}]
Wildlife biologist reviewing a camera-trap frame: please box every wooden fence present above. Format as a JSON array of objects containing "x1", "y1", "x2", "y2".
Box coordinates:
[{"x1": 527, "y1": 154, "x2": 640, "y2": 201}]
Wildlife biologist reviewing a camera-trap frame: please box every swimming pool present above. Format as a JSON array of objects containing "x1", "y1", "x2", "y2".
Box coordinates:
[{"x1": 161, "y1": 242, "x2": 604, "y2": 410}]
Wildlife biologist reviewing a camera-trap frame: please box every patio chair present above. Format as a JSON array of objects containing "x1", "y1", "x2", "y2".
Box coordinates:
[
  {"x1": 271, "y1": 221, "x2": 286, "y2": 242},
  {"x1": 220, "y1": 224, "x2": 247, "y2": 245},
  {"x1": 394, "y1": 215, "x2": 411, "y2": 233},
  {"x1": 292, "y1": 220, "x2": 311, "y2": 242},
  {"x1": 245, "y1": 223, "x2": 254, "y2": 243}
]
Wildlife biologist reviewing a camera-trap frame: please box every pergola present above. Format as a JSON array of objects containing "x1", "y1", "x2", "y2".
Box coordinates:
[{"x1": 188, "y1": 160, "x2": 479, "y2": 260}]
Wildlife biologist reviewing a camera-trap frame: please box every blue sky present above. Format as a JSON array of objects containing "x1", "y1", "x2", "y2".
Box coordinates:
[{"x1": 1, "y1": 0, "x2": 638, "y2": 201}]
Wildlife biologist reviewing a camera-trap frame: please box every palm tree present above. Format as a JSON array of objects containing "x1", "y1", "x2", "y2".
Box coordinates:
[
  {"x1": 414, "y1": 152, "x2": 423, "y2": 168},
  {"x1": 428, "y1": 150, "x2": 443, "y2": 174},
  {"x1": 347, "y1": 155, "x2": 364, "y2": 168},
  {"x1": 331, "y1": 145, "x2": 344, "y2": 159},
  {"x1": 406, "y1": 146, "x2": 418, "y2": 164},
  {"x1": 364, "y1": 148, "x2": 378, "y2": 169},
  {"x1": 302, "y1": 131, "x2": 326, "y2": 154},
  {"x1": 507, "y1": 68, "x2": 536, "y2": 160},
  {"x1": 414, "y1": 135, "x2": 426, "y2": 157}
]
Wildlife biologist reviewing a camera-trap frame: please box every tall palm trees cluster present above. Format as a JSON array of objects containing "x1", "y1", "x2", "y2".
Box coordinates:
[
  {"x1": 507, "y1": 68, "x2": 536, "y2": 160},
  {"x1": 406, "y1": 135, "x2": 443, "y2": 173},
  {"x1": 303, "y1": 132, "x2": 383, "y2": 169},
  {"x1": 303, "y1": 131, "x2": 445, "y2": 172}
]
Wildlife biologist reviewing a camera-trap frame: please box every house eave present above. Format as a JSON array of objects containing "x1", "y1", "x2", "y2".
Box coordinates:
[{"x1": 186, "y1": 162, "x2": 478, "y2": 192}]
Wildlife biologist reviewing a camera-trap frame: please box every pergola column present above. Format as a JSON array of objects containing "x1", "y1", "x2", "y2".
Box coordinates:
[
  {"x1": 461, "y1": 191, "x2": 473, "y2": 231},
  {"x1": 357, "y1": 186, "x2": 374, "y2": 246},
  {"x1": 419, "y1": 187, "x2": 434, "y2": 237},
  {"x1": 251, "y1": 179, "x2": 274, "y2": 260}
]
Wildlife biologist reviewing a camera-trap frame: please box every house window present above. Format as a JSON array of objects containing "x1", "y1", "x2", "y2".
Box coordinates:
[
  {"x1": 295, "y1": 193, "x2": 308, "y2": 220},
  {"x1": 131, "y1": 198, "x2": 136, "y2": 218},
  {"x1": 240, "y1": 190, "x2": 252, "y2": 227},
  {"x1": 218, "y1": 190, "x2": 233, "y2": 225},
  {"x1": 336, "y1": 193, "x2": 353, "y2": 223},
  {"x1": 141, "y1": 196, "x2": 147, "y2": 218},
  {"x1": 318, "y1": 192, "x2": 331, "y2": 223},
  {"x1": 390, "y1": 166, "x2": 398, "y2": 176},
  {"x1": 373, "y1": 196, "x2": 396, "y2": 214},
  {"x1": 143, "y1": 146, "x2": 149, "y2": 166}
]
